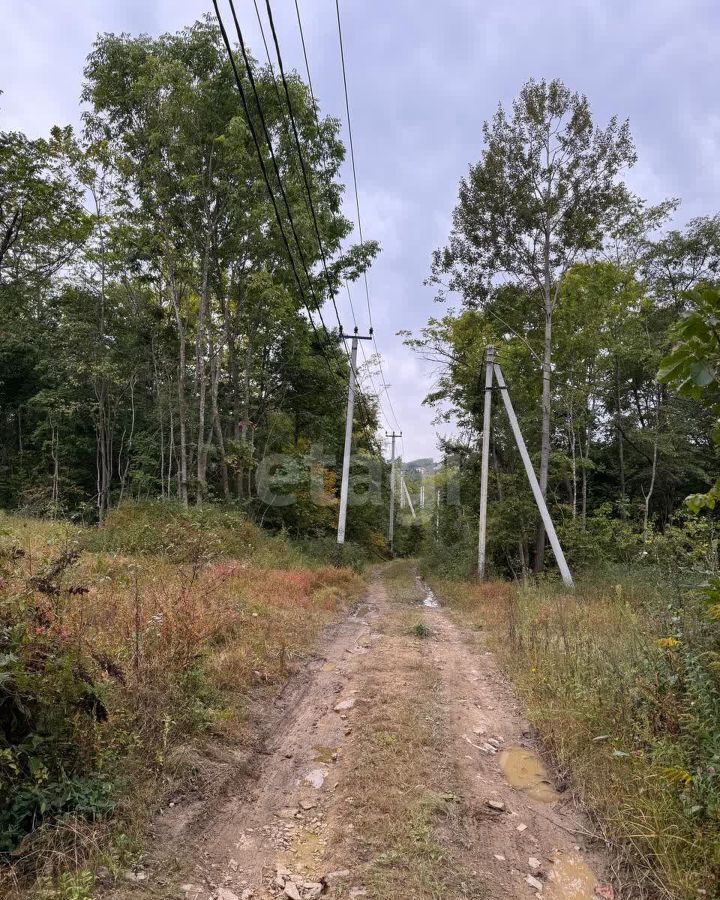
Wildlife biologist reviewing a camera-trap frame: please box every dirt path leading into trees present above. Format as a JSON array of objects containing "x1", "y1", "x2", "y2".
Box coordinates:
[{"x1": 116, "y1": 566, "x2": 611, "y2": 900}]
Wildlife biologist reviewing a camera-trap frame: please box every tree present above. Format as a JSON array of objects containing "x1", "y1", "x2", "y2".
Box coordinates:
[
  {"x1": 659, "y1": 283, "x2": 720, "y2": 511},
  {"x1": 431, "y1": 78, "x2": 639, "y2": 569},
  {"x1": 81, "y1": 18, "x2": 378, "y2": 508}
]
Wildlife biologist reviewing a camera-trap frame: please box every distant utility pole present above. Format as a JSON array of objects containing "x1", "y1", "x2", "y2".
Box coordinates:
[
  {"x1": 386, "y1": 431, "x2": 402, "y2": 552},
  {"x1": 337, "y1": 328, "x2": 373, "y2": 546},
  {"x1": 435, "y1": 489, "x2": 440, "y2": 535},
  {"x1": 420, "y1": 479, "x2": 425, "y2": 509},
  {"x1": 477, "y1": 345, "x2": 574, "y2": 588},
  {"x1": 477, "y1": 346, "x2": 495, "y2": 578}
]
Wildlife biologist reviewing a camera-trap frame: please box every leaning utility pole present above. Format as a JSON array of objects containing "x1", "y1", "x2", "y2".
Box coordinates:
[
  {"x1": 337, "y1": 328, "x2": 372, "y2": 546},
  {"x1": 477, "y1": 346, "x2": 494, "y2": 578},
  {"x1": 493, "y1": 362, "x2": 573, "y2": 586},
  {"x1": 476, "y1": 345, "x2": 573, "y2": 588},
  {"x1": 386, "y1": 431, "x2": 402, "y2": 552},
  {"x1": 402, "y1": 476, "x2": 417, "y2": 519}
]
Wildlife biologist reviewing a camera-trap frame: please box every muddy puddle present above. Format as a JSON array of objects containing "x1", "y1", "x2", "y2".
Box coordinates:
[
  {"x1": 545, "y1": 853, "x2": 597, "y2": 899},
  {"x1": 498, "y1": 747, "x2": 560, "y2": 803},
  {"x1": 313, "y1": 745, "x2": 338, "y2": 764}
]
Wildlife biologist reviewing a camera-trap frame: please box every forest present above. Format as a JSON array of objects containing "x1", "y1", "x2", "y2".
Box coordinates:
[
  {"x1": 0, "y1": 19, "x2": 384, "y2": 540},
  {"x1": 1, "y1": 12, "x2": 720, "y2": 900}
]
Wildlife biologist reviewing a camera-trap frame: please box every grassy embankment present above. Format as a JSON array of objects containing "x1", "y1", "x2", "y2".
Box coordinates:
[
  {"x1": 0, "y1": 503, "x2": 364, "y2": 898},
  {"x1": 431, "y1": 570, "x2": 720, "y2": 899}
]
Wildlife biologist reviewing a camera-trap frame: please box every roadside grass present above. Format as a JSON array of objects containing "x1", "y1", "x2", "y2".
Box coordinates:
[
  {"x1": 325, "y1": 648, "x2": 486, "y2": 899},
  {"x1": 431, "y1": 573, "x2": 720, "y2": 899},
  {"x1": 0, "y1": 507, "x2": 364, "y2": 897}
]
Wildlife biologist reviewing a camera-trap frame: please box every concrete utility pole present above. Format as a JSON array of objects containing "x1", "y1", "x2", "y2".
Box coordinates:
[
  {"x1": 402, "y1": 476, "x2": 417, "y2": 519},
  {"x1": 435, "y1": 489, "x2": 440, "y2": 535},
  {"x1": 386, "y1": 431, "x2": 402, "y2": 552},
  {"x1": 420, "y1": 480, "x2": 425, "y2": 509},
  {"x1": 493, "y1": 362, "x2": 574, "y2": 588},
  {"x1": 337, "y1": 328, "x2": 372, "y2": 546},
  {"x1": 477, "y1": 346, "x2": 495, "y2": 578}
]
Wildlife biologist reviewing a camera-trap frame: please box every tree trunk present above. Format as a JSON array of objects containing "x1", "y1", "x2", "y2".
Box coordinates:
[
  {"x1": 534, "y1": 299, "x2": 552, "y2": 572},
  {"x1": 118, "y1": 374, "x2": 136, "y2": 504},
  {"x1": 615, "y1": 355, "x2": 626, "y2": 504},
  {"x1": 568, "y1": 405, "x2": 577, "y2": 519},
  {"x1": 168, "y1": 264, "x2": 189, "y2": 507},
  {"x1": 219, "y1": 277, "x2": 243, "y2": 499},
  {"x1": 95, "y1": 381, "x2": 112, "y2": 524},
  {"x1": 210, "y1": 335, "x2": 230, "y2": 501},
  {"x1": 168, "y1": 382, "x2": 176, "y2": 499},
  {"x1": 580, "y1": 423, "x2": 589, "y2": 527},
  {"x1": 642, "y1": 388, "x2": 661, "y2": 546},
  {"x1": 195, "y1": 203, "x2": 213, "y2": 505},
  {"x1": 50, "y1": 418, "x2": 59, "y2": 515},
  {"x1": 242, "y1": 336, "x2": 253, "y2": 498}
]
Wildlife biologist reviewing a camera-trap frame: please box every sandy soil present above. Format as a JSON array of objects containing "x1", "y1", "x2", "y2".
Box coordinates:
[{"x1": 113, "y1": 567, "x2": 611, "y2": 900}]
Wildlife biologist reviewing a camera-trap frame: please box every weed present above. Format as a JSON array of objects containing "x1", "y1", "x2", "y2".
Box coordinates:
[{"x1": 412, "y1": 622, "x2": 432, "y2": 639}]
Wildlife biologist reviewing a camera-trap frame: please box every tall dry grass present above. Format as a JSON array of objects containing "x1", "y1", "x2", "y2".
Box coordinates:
[
  {"x1": 432, "y1": 575, "x2": 720, "y2": 899},
  {"x1": 0, "y1": 512, "x2": 364, "y2": 893}
]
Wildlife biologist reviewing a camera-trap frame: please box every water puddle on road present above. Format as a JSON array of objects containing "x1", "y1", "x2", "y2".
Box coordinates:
[
  {"x1": 284, "y1": 829, "x2": 324, "y2": 877},
  {"x1": 544, "y1": 853, "x2": 597, "y2": 900},
  {"x1": 498, "y1": 747, "x2": 560, "y2": 803},
  {"x1": 416, "y1": 575, "x2": 439, "y2": 608}
]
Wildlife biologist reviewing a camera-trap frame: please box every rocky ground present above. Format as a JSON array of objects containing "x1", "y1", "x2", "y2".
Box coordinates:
[{"x1": 112, "y1": 564, "x2": 614, "y2": 900}]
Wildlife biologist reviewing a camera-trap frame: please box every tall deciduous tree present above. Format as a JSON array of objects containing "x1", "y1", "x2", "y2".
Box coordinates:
[{"x1": 431, "y1": 78, "x2": 639, "y2": 569}]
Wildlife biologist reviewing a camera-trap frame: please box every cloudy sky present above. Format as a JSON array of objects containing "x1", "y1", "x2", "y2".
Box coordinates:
[{"x1": 3, "y1": 0, "x2": 720, "y2": 460}]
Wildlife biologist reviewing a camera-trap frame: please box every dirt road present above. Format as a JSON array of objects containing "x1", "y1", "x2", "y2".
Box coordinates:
[{"x1": 118, "y1": 563, "x2": 610, "y2": 900}]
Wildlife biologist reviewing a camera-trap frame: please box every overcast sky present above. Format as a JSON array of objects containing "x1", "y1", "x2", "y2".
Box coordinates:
[{"x1": 2, "y1": 0, "x2": 720, "y2": 461}]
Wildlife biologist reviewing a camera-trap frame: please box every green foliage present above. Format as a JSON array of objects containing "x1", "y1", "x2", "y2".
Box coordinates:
[
  {"x1": 0, "y1": 17, "x2": 384, "y2": 528},
  {"x1": 0, "y1": 562, "x2": 117, "y2": 852},
  {"x1": 84, "y1": 501, "x2": 263, "y2": 562},
  {"x1": 556, "y1": 506, "x2": 640, "y2": 571},
  {"x1": 35, "y1": 869, "x2": 96, "y2": 900},
  {"x1": 394, "y1": 521, "x2": 425, "y2": 558},
  {"x1": 659, "y1": 283, "x2": 720, "y2": 513}
]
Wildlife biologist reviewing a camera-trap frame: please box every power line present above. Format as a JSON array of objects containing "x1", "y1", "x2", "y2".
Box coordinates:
[
  {"x1": 262, "y1": 0, "x2": 347, "y2": 345},
  {"x1": 333, "y1": 0, "x2": 403, "y2": 442},
  {"x1": 291, "y1": 1, "x2": 366, "y2": 357},
  {"x1": 334, "y1": 0, "x2": 373, "y2": 331},
  {"x1": 292, "y1": 0, "x2": 398, "y2": 438},
  {"x1": 211, "y1": 0, "x2": 344, "y2": 397},
  {"x1": 249, "y1": 0, "x2": 353, "y2": 374},
  {"x1": 215, "y1": 0, "x2": 378, "y2": 432},
  {"x1": 254, "y1": 0, "x2": 377, "y2": 428},
  {"x1": 225, "y1": 0, "x2": 334, "y2": 341},
  {"x1": 293, "y1": 0, "x2": 316, "y2": 108}
]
